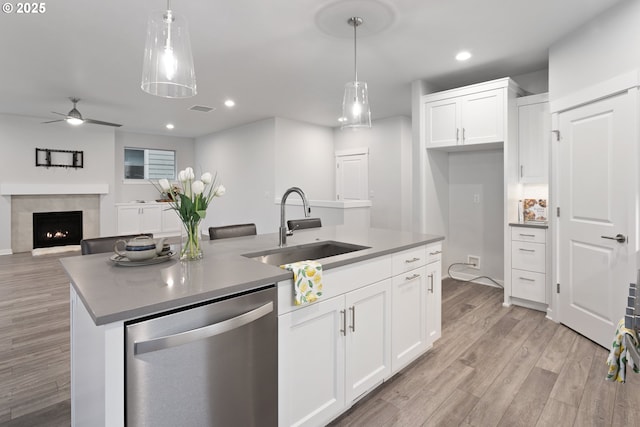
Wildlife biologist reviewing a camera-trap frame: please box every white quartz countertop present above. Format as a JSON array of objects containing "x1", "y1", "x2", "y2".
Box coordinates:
[{"x1": 61, "y1": 226, "x2": 443, "y2": 325}]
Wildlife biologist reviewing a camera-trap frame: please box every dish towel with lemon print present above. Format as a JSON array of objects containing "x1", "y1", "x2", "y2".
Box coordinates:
[
  {"x1": 606, "y1": 318, "x2": 640, "y2": 383},
  {"x1": 281, "y1": 260, "x2": 323, "y2": 305}
]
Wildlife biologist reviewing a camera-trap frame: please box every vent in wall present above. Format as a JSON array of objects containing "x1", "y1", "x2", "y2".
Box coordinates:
[{"x1": 189, "y1": 105, "x2": 216, "y2": 113}]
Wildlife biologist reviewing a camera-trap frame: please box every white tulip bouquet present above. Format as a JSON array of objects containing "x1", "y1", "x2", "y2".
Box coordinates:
[{"x1": 155, "y1": 167, "x2": 225, "y2": 260}]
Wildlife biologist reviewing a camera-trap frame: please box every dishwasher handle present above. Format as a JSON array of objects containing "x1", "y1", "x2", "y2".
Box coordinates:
[{"x1": 134, "y1": 301, "x2": 274, "y2": 355}]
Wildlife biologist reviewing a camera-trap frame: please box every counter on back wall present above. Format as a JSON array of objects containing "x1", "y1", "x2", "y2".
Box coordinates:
[{"x1": 276, "y1": 198, "x2": 372, "y2": 229}]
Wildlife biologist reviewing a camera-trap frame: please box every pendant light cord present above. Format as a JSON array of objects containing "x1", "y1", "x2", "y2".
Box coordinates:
[{"x1": 353, "y1": 19, "x2": 358, "y2": 82}]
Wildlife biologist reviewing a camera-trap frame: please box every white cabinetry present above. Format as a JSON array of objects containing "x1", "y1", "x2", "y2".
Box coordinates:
[
  {"x1": 278, "y1": 242, "x2": 443, "y2": 427},
  {"x1": 517, "y1": 93, "x2": 550, "y2": 183},
  {"x1": 278, "y1": 295, "x2": 346, "y2": 427},
  {"x1": 426, "y1": 244, "x2": 442, "y2": 346},
  {"x1": 390, "y1": 245, "x2": 428, "y2": 372},
  {"x1": 510, "y1": 226, "x2": 547, "y2": 305},
  {"x1": 278, "y1": 277, "x2": 391, "y2": 427},
  {"x1": 344, "y1": 280, "x2": 391, "y2": 403},
  {"x1": 161, "y1": 207, "x2": 182, "y2": 235},
  {"x1": 422, "y1": 79, "x2": 520, "y2": 150},
  {"x1": 116, "y1": 202, "x2": 180, "y2": 236},
  {"x1": 389, "y1": 242, "x2": 442, "y2": 374}
]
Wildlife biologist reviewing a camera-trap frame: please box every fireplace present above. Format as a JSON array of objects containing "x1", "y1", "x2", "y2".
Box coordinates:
[{"x1": 33, "y1": 211, "x2": 83, "y2": 249}]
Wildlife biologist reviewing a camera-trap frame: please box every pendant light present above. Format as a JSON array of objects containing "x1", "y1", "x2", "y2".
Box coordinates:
[
  {"x1": 141, "y1": 0, "x2": 197, "y2": 98},
  {"x1": 341, "y1": 17, "x2": 371, "y2": 129}
]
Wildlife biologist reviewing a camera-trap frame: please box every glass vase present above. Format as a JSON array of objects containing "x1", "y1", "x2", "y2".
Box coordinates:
[{"x1": 180, "y1": 219, "x2": 203, "y2": 261}]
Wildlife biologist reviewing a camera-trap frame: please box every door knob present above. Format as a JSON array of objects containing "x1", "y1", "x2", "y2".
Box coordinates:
[{"x1": 601, "y1": 234, "x2": 627, "y2": 243}]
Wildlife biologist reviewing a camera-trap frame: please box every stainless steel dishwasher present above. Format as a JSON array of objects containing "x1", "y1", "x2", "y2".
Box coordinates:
[{"x1": 125, "y1": 285, "x2": 277, "y2": 427}]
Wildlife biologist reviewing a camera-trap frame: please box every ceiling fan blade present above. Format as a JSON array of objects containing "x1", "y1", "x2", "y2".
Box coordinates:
[
  {"x1": 51, "y1": 111, "x2": 68, "y2": 117},
  {"x1": 84, "y1": 118, "x2": 122, "y2": 127},
  {"x1": 42, "y1": 119, "x2": 64, "y2": 124}
]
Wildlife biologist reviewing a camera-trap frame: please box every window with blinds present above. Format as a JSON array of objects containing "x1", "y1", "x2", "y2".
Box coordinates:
[{"x1": 124, "y1": 148, "x2": 176, "y2": 180}]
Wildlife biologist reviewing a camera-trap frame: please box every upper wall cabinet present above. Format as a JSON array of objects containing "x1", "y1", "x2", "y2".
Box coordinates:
[
  {"x1": 517, "y1": 93, "x2": 550, "y2": 184},
  {"x1": 421, "y1": 78, "x2": 523, "y2": 151}
]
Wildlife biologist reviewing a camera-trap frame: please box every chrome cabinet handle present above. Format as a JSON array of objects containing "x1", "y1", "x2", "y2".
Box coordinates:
[
  {"x1": 520, "y1": 165, "x2": 523, "y2": 178},
  {"x1": 405, "y1": 257, "x2": 421, "y2": 263},
  {"x1": 349, "y1": 306, "x2": 355, "y2": 332},
  {"x1": 405, "y1": 273, "x2": 421, "y2": 281},
  {"x1": 340, "y1": 309, "x2": 347, "y2": 336},
  {"x1": 429, "y1": 250, "x2": 442, "y2": 255},
  {"x1": 519, "y1": 233, "x2": 536, "y2": 237},
  {"x1": 134, "y1": 302, "x2": 273, "y2": 355},
  {"x1": 428, "y1": 273, "x2": 434, "y2": 293},
  {"x1": 518, "y1": 248, "x2": 535, "y2": 252},
  {"x1": 601, "y1": 234, "x2": 627, "y2": 243},
  {"x1": 519, "y1": 277, "x2": 535, "y2": 282},
  {"x1": 462, "y1": 128, "x2": 466, "y2": 142},
  {"x1": 456, "y1": 128, "x2": 459, "y2": 142}
]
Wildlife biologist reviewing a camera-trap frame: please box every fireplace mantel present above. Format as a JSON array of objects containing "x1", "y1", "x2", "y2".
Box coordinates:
[{"x1": 0, "y1": 183, "x2": 109, "y2": 195}]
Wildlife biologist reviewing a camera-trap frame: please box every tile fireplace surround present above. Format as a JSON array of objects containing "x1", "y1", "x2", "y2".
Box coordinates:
[
  {"x1": 11, "y1": 195, "x2": 100, "y2": 253},
  {"x1": 1, "y1": 183, "x2": 109, "y2": 254}
]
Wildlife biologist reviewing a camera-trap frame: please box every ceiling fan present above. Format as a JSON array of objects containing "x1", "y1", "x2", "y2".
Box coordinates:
[{"x1": 43, "y1": 97, "x2": 122, "y2": 127}]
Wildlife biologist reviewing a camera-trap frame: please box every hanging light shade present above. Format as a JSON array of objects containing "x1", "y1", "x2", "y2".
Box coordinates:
[
  {"x1": 341, "y1": 17, "x2": 371, "y2": 129},
  {"x1": 141, "y1": 1, "x2": 197, "y2": 98}
]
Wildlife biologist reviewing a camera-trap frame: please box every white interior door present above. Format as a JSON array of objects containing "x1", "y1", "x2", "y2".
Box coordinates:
[
  {"x1": 336, "y1": 151, "x2": 368, "y2": 201},
  {"x1": 557, "y1": 90, "x2": 636, "y2": 348}
]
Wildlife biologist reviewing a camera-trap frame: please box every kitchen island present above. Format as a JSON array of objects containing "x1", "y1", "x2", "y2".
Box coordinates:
[{"x1": 62, "y1": 226, "x2": 443, "y2": 426}]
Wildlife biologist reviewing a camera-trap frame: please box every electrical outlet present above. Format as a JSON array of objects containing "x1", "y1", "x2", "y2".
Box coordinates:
[{"x1": 468, "y1": 255, "x2": 480, "y2": 269}]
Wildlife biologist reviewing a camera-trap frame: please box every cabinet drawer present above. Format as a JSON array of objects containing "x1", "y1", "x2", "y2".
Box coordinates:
[
  {"x1": 511, "y1": 269, "x2": 546, "y2": 303},
  {"x1": 426, "y1": 243, "x2": 442, "y2": 265},
  {"x1": 511, "y1": 227, "x2": 545, "y2": 243},
  {"x1": 392, "y1": 246, "x2": 427, "y2": 275},
  {"x1": 511, "y1": 241, "x2": 545, "y2": 273}
]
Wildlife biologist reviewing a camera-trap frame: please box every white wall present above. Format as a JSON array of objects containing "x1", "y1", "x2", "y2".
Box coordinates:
[
  {"x1": 547, "y1": 0, "x2": 640, "y2": 315},
  {"x1": 549, "y1": 0, "x2": 640, "y2": 101},
  {"x1": 195, "y1": 117, "x2": 340, "y2": 235},
  {"x1": 0, "y1": 114, "x2": 116, "y2": 251},
  {"x1": 512, "y1": 69, "x2": 549, "y2": 95},
  {"x1": 334, "y1": 116, "x2": 413, "y2": 231},
  {"x1": 195, "y1": 119, "x2": 279, "y2": 234},
  {"x1": 448, "y1": 150, "x2": 504, "y2": 282},
  {"x1": 114, "y1": 130, "x2": 195, "y2": 203},
  {"x1": 274, "y1": 118, "x2": 334, "y2": 200}
]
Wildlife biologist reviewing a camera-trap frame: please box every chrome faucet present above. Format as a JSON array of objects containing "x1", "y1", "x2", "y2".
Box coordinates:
[{"x1": 279, "y1": 187, "x2": 310, "y2": 247}]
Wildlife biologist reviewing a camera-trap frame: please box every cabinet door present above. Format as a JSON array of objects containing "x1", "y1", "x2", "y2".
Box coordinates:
[
  {"x1": 344, "y1": 280, "x2": 391, "y2": 403},
  {"x1": 117, "y1": 206, "x2": 142, "y2": 234},
  {"x1": 518, "y1": 100, "x2": 550, "y2": 183},
  {"x1": 391, "y1": 266, "x2": 427, "y2": 373},
  {"x1": 424, "y1": 98, "x2": 460, "y2": 148},
  {"x1": 278, "y1": 296, "x2": 345, "y2": 427},
  {"x1": 161, "y1": 207, "x2": 182, "y2": 235},
  {"x1": 426, "y1": 261, "x2": 442, "y2": 346},
  {"x1": 139, "y1": 205, "x2": 162, "y2": 233},
  {"x1": 460, "y1": 89, "x2": 504, "y2": 146}
]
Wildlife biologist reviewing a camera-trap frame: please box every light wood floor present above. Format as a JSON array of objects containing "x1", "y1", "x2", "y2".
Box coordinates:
[
  {"x1": 0, "y1": 251, "x2": 72, "y2": 426},
  {"x1": 331, "y1": 279, "x2": 640, "y2": 427},
  {"x1": 1, "y1": 251, "x2": 639, "y2": 426}
]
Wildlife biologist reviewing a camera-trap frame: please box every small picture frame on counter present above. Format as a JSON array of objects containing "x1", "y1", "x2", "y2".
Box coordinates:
[{"x1": 523, "y1": 199, "x2": 547, "y2": 223}]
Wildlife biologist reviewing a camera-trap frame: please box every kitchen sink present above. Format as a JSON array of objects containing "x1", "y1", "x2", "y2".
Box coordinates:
[{"x1": 242, "y1": 240, "x2": 370, "y2": 266}]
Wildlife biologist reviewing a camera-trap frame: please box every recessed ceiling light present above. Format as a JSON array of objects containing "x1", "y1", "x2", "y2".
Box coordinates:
[
  {"x1": 456, "y1": 51, "x2": 472, "y2": 61},
  {"x1": 224, "y1": 99, "x2": 235, "y2": 108},
  {"x1": 166, "y1": 123, "x2": 175, "y2": 130}
]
